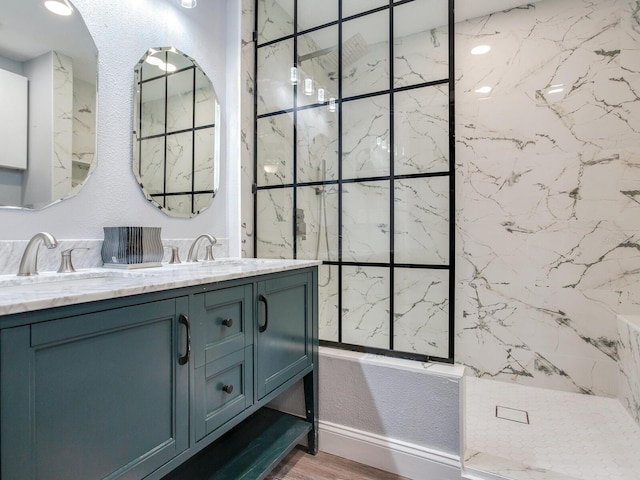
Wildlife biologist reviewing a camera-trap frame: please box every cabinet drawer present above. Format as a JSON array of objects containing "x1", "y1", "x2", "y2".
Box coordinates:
[
  {"x1": 194, "y1": 346, "x2": 254, "y2": 442},
  {"x1": 193, "y1": 284, "x2": 253, "y2": 367}
]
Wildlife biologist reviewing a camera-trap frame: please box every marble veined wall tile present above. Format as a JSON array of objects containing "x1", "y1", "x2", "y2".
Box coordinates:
[
  {"x1": 393, "y1": 0, "x2": 449, "y2": 88},
  {"x1": 455, "y1": 0, "x2": 640, "y2": 396},
  {"x1": 257, "y1": 39, "x2": 294, "y2": 115},
  {"x1": 342, "y1": 95, "x2": 390, "y2": 180},
  {"x1": 319, "y1": 264, "x2": 340, "y2": 342},
  {"x1": 297, "y1": 106, "x2": 338, "y2": 183},
  {"x1": 342, "y1": 181, "x2": 390, "y2": 263},
  {"x1": 256, "y1": 113, "x2": 294, "y2": 186},
  {"x1": 257, "y1": 0, "x2": 293, "y2": 45},
  {"x1": 241, "y1": 0, "x2": 256, "y2": 257},
  {"x1": 618, "y1": 315, "x2": 640, "y2": 425},
  {"x1": 394, "y1": 85, "x2": 449, "y2": 175},
  {"x1": 342, "y1": 10, "x2": 389, "y2": 98},
  {"x1": 342, "y1": 265, "x2": 390, "y2": 349},
  {"x1": 296, "y1": 185, "x2": 339, "y2": 262},
  {"x1": 256, "y1": 188, "x2": 294, "y2": 259},
  {"x1": 394, "y1": 268, "x2": 449, "y2": 359},
  {"x1": 394, "y1": 177, "x2": 449, "y2": 266}
]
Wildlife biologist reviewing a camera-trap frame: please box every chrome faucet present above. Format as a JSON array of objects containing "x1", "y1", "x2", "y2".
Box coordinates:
[
  {"x1": 187, "y1": 234, "x2": 217, "y2": 262},
  {"x1": 17, "y1": 232, "x2": 58, "y2": 276}
]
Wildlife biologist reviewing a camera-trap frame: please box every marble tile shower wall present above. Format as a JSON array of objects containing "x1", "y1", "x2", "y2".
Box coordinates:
[
  {"x1": 618, "y1": 315, "x2": 640, "y2": 425},
  {"x1": 250, "y1": 0, "x2": 452, "y2": 358},
  {"x1": 240, "y1": 0, "x2": 640, "y2": 391},
  {"x1": 455, "y1": 0, "x2": 640, "y2": 396}
]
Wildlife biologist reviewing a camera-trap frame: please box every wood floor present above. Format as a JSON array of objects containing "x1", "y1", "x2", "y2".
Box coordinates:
[{"x1": 265, "y1": 447, "x2": 409, "y2": 480}]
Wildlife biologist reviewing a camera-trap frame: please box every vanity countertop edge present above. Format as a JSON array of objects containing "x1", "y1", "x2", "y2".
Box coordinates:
[{"x1": 0, "y1": 258, "x2": 321, "y2": 317}]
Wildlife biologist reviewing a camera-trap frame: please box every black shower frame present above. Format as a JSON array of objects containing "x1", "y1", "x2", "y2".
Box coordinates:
[
  {"x1": 253, "y1": 0, "x2": 455, "y2": 364},
  {"x1": 135, "y1": 54, "x2": 216, "y2": 215}
]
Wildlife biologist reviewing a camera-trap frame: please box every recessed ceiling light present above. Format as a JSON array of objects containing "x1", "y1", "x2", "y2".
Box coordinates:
[
  {"x1": 179, "y1": 0, "x2": 197, "y2": 8},
  {"x1": 471, "y1": 45, "x2": 491, "y2": 55},
  {"x1": 43, "y1": 0, "x2": 73, "y2": 16}
]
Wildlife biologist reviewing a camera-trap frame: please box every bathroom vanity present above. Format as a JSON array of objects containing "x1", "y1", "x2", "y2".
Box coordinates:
[{"x1": 0, "y1": 259, "x2": 318, "y2": 480}]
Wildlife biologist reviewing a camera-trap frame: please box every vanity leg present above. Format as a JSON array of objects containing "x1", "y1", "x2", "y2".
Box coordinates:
[{"x1": 304, "y1": 370, "x2": 318, "y2": 455}]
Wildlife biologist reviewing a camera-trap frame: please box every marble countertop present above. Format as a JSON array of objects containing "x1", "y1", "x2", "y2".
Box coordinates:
[{"x1": 0, "y1": 258, "x2": 320, "y2": 316}]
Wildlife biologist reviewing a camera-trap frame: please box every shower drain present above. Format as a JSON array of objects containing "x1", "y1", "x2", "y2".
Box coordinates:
[{"x1": 495, "y1": 405, "x2": 530, "y2": 424}]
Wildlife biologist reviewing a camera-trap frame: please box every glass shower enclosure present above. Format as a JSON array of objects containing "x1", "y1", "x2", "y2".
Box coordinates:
[{"x1": 253, "y1": 0, "x2": 454, "y2": 362}]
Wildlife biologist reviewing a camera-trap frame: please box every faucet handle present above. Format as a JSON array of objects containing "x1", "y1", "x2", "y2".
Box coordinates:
[
  {"x1": 204, "y1": 244, "x2": 215, "y2": 261},
  {"x1": 57, "y1": 248, "x2": 89, "y2": 274},
  {"x1": 165, "y1": 245, "x2": 182, "y2": 264}
]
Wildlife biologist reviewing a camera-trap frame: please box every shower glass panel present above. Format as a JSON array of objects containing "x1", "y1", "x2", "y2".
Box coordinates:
[
  {"x1": 257, "y1": 0, "x2": 294, "y2": 44},
  {"x1": 297, "y1": 0, "x2": 338, "y2": 30},
  {"x1": 254, "y1": 0, "x2": 454, "y2": 363},
  {"x1": 394, "y1": 0, "x2": 449, "y2": 87},
  {"x1": 257, "y1": 39, "x2": 295, "y2": 115},
  {"x1": 257, "y1": 113, "x2": 294, "y2": 186},
  {"x1": 297, "y1": 26, "x2": 338, "y2": 108},
  {"x1": 341, "y1": 11, "x2": 389, "y2": 98},
  {"x1": 394, "y1": 86, "x2": 449, "y2": 175},
  {"x1": 342, "y1": 96, "x2": 390, "y2": 180},
  {"x1": 342, "y1": 0, "x2": 388, "y2": 18},
  {"x1": 296, "y1": 106, "x2": 338, "y2": 183}
]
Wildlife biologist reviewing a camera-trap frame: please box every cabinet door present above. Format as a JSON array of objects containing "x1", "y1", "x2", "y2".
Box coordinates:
[
  {"x1": 256, "y1": 271, "x2": 313, "y2": 399},
  {"x1": 1, "y1": 298, "x2": 189, "y2": 480},
  {"x1": 194, "y1": 346, "x2": 254, "y2": 442}
]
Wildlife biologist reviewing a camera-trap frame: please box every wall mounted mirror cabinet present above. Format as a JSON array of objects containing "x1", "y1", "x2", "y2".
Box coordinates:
[
  {"x1": 133, "y1": 47, "x2": 220, "y2": 218},
  {"x1": 0, "y1": 0, "x2": 98, "y2": 209}
]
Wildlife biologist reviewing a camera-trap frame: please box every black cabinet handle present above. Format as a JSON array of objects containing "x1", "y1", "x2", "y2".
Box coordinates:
[
  {"x1": 222, "y1": 384, "x2": 234, "y2": 394},
  {"x1": 178, "y1": 313, "x2": 191, "y2": 365},
  {"x1": 222, "y1": 318, "x2": 233, "y2": 328},
  {"x1": 258, "y1": 293, "x2": 269, "y2": 333}
]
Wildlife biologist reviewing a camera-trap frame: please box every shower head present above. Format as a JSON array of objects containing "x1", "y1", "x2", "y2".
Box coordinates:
[{"x1": 297, "y1": 32, "x2": 368, "y2": 70}]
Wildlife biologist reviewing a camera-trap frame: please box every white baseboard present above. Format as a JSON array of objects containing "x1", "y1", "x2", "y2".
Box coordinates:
[{"x1": 318, "y1": 420, "x2": 462, "y2": 480}]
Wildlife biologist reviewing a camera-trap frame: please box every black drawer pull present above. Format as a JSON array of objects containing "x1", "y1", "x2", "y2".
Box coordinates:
[
  {"x1": 178, "y1": 313, "x2": 191, "y2": 365},
  {"x1": 222, "y1": 384, "x2": 234, "y2": 394},
  {"x1": 222, "y1": 318, "x2": 233, "y2": 328},
  {"x1": 258, "y1": 293, "x2": 269, "y2": 333}
]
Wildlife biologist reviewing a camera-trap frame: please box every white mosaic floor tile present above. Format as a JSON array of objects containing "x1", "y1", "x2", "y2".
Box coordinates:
[{"x1": 465, "y1": 377, "x2": 640, "y2": 480}]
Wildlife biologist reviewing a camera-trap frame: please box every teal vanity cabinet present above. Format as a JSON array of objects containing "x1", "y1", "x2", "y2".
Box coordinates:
[
  {"x1": 1, "y1": 298, "x2": 190, "y2": 480},
  {"x1": 256, "y1": 271, "x2": 313, "y2": 399},
  {"x1": 191, "y1": 284, "x2": 254, "y2": 442},
  {"x1": 0, "y1": 266, "x2": 318, "y2": 480}
]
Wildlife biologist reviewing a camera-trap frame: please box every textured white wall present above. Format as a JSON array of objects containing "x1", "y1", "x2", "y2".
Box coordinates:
[{"x1": 0, "y1": 0, "x2": 238, "y2": 245}]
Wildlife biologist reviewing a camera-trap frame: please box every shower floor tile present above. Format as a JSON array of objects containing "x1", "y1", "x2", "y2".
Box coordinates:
[{"x1": 464, "y1": 377, "x2": 640, "y2": 480}]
